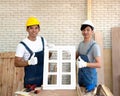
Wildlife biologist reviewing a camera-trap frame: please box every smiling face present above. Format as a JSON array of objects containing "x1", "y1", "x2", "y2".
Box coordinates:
[
  {"x1": 82, "y1": 26, "x2": 93, "y2": 40},
  {"x1": 26, "y1": 25, "x2": 40, "y2": 41}
]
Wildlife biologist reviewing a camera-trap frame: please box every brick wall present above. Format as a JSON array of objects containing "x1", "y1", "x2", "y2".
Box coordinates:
[
  {"x1": 0, "y1": 0, "x2": 119, "y2": 52},
  {"x1": 0, "y1": 0, "x2": 120, "y2": 52},
  {"x1": 0, "y1": 0, "x2": 86, "y2": 52},
  {"x1": 92, "y1": 0, "x2": 120, "y2": 48}
]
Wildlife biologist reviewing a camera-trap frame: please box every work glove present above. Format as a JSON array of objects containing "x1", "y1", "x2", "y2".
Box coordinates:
[
  {"x1": 28, "y1": 53, "x2": 38, "y2": 65},
  {"x1": 78, "y1": 56, "x2": 87, "y2": 68}
]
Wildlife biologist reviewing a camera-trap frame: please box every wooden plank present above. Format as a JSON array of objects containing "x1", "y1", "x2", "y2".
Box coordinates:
[
  {"x1": 0, "y1": 58, "x2": 3, "y2": 95},
  {"x1": 101, "y1": 85, "x2": 113, "y2": 96},
  {"x1": 6, "y1": 58, "x2": 14, "y2": 96},
  {"x1": 1, "y1": 58, "x2": 8, "y2": 96},
  {"x1": 12, "y1": 67, "x2": 24, "y2": 95},
  {"x1": 112, "y1": 27, "x2": 120, "y2": 96},
  {"x1": 37, "y1": 90, "x2": 77, "y2": 96},
  {"x1": 104, "y1": 49, "x2": 112, "y2": 91},
  {"x1": 15, "y1": 90, "x2": 77, "y2": 96},
  {"x1": 1, "y1": 55, "x2": 15, "y2": 96},
  {"x1": 95, "y1": 84, "x2": 113, "y2": 96},
  {"x1": 0, "y1": 52, "x2": 15, "y2": 58},
  {"x1": 76, "y1": 85, "x2": 83, "y2": 96},
  {"x1": 0, "y1": 52, "x2": 24, "y2": 96},
  {"x1": 94, "y1": 32, "x2": 104, "y2": 85},
  {"x1": 87, "y1": 0, "x2": 92, "y2": 20}
]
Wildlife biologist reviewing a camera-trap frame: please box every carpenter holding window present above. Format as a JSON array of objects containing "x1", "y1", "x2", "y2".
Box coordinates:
[{"x1": 76, "y1": 20, "x2": 101, "y2": 95}]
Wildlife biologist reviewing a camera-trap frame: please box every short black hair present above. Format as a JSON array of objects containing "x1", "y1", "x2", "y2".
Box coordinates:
[
  {"x1": 27, "y1": 25, "x2": 40, "y2": 29},
  {"x1": 80, "y1": 24, "x2": 94, "y2": 31}
]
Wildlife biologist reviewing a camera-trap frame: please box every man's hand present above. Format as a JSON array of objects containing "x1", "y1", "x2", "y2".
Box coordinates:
[
  {"x1": 28, "y1": 53, "x2": 38, "y2": 65},
  {"x1": 78, "y1": 56, "x2": 87, "y2": 68}
]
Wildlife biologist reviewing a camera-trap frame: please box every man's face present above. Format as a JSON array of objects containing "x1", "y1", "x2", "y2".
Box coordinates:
[
  {"x1": 82, "y1": 26, "x2": 93, "y2": 39},
  {"x1": 27, "y1": 25, "x2": 40, "y2": 38}
]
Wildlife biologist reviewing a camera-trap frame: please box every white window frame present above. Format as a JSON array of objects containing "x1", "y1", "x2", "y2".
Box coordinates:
[{"x1": 43, "y1": 46, "x2": 76, "y2": 90}]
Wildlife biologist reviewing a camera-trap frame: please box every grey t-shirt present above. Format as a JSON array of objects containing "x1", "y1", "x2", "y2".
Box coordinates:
[{"x1": 77, "y1": 39, "x2": 101, "y2": 63}]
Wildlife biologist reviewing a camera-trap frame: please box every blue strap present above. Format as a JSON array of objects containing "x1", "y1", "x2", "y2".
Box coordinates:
[
  {"x1": 86, "y1": 43, "x2": 96, "y2": 55},
  {"x1": 20, "y1": 37, "x2": 44, "y2": 59},
  {"x1": 20, "y1": 42, "x2": 33, "y2": 55},
  {"x1": 41, "y1": 37, "x2": 44, "y2": 51}
]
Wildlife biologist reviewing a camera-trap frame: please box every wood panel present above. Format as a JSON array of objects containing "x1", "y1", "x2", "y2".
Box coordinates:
[
  {"x1": 87, "y1": 0, "x2": 92, "y2": 20},
  {"x1": 94, "y1": 32, "x2": 104, "y2": 85},
  {"x1": 0, "y1": 52, "x2": 24, "y2": 96},
  {"x1": 104, "y1": 49, "x2": 113, "y2": 91},
  {"x1": 112, "y1": 27, "x2": 120, "y2": 96},
  {"x1": 38, "y1": 90, "x2": 77, "y2": 96}
]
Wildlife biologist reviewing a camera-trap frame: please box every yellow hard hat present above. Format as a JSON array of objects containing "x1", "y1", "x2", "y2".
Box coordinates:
[{"x1": 26, "y1": 17, "x2": 40, "y2": 27}]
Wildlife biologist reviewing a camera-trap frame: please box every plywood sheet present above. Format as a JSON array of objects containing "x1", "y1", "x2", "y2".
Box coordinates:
[
  {"x1": 94, "y1": 32, "x2": 104, "y2": 84},
  {"x1": 16, "y1": 89, "x2": 77, "y2": 96},
  {"x1": 112, "y1": 27, "x2": 120, "y2": 96},
  {"x1": 104, "y1": 49, "x2": 113, "y2": 91},
  {"x1": 38, "y1": 90, "x2": 77, "y2": 96},
  {"x1": 0, "y1": 52, "x2": 24, "y2": 96}
]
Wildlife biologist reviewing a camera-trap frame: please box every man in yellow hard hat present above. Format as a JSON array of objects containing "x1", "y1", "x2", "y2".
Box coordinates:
[{"x1": 14, "y1": 17, "x2": 48, "y2": 91}]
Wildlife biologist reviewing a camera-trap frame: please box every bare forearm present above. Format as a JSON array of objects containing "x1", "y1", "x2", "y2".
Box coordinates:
[
  {"x1": 14, "y1": 57, "x2": 28, "y2": 67},
  {"x1": 87, "y1": 62, "x2": 101, "y2": 68},
  {"x1": 87, "y1": 56, "x2": 101, "y2": 68},
  {"x1": 76, "y1": 51, "x2": 79, "y2": 60}
]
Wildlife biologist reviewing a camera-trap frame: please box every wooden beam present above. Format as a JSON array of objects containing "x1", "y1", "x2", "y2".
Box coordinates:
[
  {"x1": 94, "y1": 32, "x2": 104, "y2": 85},
  {"x1": 87, "y1": 0, "x2": 92, "y2": 20},
  {"x1": 95, "y1": 84, "x2": 113, "y2": 96}
]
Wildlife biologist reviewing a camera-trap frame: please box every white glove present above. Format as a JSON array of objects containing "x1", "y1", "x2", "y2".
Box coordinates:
[
  {"x1": 28, "y1": 53, "x2": 38, "y2": 65},
  {"x1": 78, "y1": 56, "x2": 87, "y2": 68}
]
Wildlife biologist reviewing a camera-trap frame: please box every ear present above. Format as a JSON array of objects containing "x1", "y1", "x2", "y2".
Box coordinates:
[
  {"x1": 92, "y1": 32, "x2": 95, "y2": 40},
  {"x1": 91, "y1": 30, "x2": 94, "y2": 34},
  {"x1": 39, "y1": 26, "x2": 40, "y2": 31},
  {"x1": 26, "y1": 27, "x2": 28, "y2": 32}
]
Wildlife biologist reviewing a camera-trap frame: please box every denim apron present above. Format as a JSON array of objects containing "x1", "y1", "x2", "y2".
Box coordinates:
[
  {"x1": 78, "y1": 43, "x2": 97, "y2": 91},
  {"x1": 20, "y1": 37, "x2": 44, "y2": 87}
]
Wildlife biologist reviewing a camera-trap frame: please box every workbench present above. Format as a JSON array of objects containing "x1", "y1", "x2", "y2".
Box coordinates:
[{"x1": 15, "y1": 89, "x2": 77, "y2": 96}]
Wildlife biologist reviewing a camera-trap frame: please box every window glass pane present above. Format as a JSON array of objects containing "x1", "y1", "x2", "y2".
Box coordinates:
[
  {"x1": 48, "y1": 75, "x2": 57, "y2": 85},
  {"x1": 49, "y1": 50, "x2": 57, "y2": 60},
  {"x1": 62, "y1": 50, "x2": 71, "y2": 60},
  {"x1": 62, "y1": 62, "x2": 71, "y2": 72},
  {"x1": 48, "y1": 62, "x2": 57, "y2": 72},
  {"x1": 62, "y1": 75, "x2": 71, "y2": 85}
]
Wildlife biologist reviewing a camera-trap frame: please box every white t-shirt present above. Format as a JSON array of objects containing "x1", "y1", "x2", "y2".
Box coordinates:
[{"x1": 15, "y1": 36, "x2": 47, "y2": 60}]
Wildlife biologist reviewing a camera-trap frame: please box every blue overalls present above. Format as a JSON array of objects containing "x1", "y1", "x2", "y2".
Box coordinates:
[
  {"x1": 20, "y1": 37, "x2": 44, "y2": 88},
  {"x1": 78, "y1": 43, "x2": 97, "y2": 92}
]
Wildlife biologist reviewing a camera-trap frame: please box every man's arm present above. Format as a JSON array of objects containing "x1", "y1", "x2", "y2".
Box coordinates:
[
  {"x1": 15, "y1": 53, "x2": 38, "y2": 67},
  {"x1": 14, "y1": 56, "x2": 28, "y2": 67},
  {"x1": 76, "y1": 51, "x2": 79, "y2": 60},
  {"x1": 87, "y1": 56, "x2": 101, "y2": 68}
]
